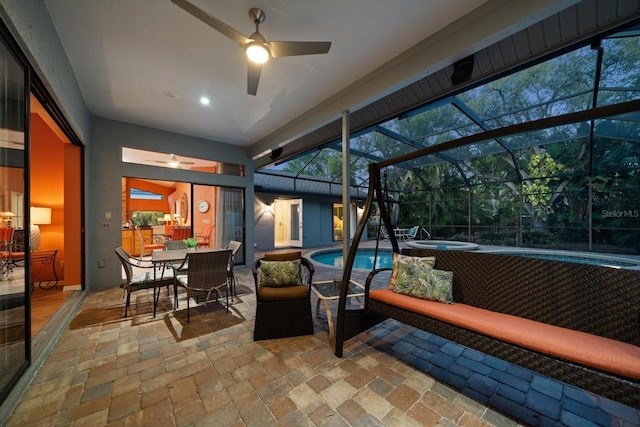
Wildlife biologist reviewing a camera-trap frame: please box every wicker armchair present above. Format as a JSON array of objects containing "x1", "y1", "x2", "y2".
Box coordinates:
[{"x1": 252, "y1": 251, "x2": 314, "y2": 341}]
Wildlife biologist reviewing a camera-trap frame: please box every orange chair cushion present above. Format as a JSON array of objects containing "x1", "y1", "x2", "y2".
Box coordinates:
[
  {"x1": 370, "y1": 289, "x2": 640, "y2": 380},
  {"x1": 258, "y1": 284, "x2": 308, "y2": 301},
  {"x1": 264, "y1": 251, "x2": 301, "y2": 261},
  {"x1": 145, "y1": 243, "x2": 165, "y2": 250}
]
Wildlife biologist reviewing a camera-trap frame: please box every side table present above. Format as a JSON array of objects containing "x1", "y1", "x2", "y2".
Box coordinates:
[{"x1": 311, "y1": 279, "x2": 364, "y2": 344}]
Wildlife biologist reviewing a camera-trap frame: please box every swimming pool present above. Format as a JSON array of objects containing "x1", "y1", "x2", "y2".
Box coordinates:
[
  {"x1": 310, "y1": 249, "x2": 393, "y2": 270},
  {"x1": 310, "y1": 247, "x2": 640, "y2": 270}
]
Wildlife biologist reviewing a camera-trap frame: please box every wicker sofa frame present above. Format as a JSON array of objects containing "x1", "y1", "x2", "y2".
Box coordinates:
[{"x1": 335, "y1": 248, "x2": 640, "y2": 407}]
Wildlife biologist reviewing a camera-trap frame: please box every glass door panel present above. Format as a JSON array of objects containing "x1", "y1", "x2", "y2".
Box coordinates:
[{"x1": 0, "y1": 30, "x2": 28, "y2": 405}]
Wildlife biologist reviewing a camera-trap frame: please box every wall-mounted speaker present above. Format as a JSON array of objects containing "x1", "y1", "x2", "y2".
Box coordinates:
[
  {"x1": 269, "y1": 147, "x2": 283, "y2": 161},
  {"x1": 450, "y1": 55, "x2": 475, "y2": 86}
]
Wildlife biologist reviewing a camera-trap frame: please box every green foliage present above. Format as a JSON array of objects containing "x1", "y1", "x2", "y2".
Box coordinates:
[{"x1": 183, "y1": 237, "x2": 198, "y2": 248}]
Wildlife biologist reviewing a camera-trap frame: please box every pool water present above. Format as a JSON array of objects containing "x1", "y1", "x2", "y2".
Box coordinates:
[{"x1": 311, "y1": 249, "x2": 393, "y2": 270}]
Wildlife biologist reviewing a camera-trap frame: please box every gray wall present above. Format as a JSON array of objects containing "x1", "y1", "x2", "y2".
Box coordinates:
[
  {"x1": 254, "y1": 192, "x2": 341, "y2": 252},
  {"x1": 90, "y1": 118, "x2": 254, "y2": 290},
  {"x1": 0, "y1": 0, "x2": 90, "y2": 143}
]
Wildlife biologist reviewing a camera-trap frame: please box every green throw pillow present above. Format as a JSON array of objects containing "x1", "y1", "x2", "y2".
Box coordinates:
[
  {"x1": 388, "y1": 253, "x2": 436, "y2": 290},
  {"x1": 259, "y1": 259, "x2": 301, "y2": 287},
  {"x1": 393, "y1": 264, "x2": 453, "y2": 304}
]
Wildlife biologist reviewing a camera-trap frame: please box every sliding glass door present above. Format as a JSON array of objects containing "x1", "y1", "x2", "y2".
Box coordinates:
[{"x1": 0, "y1": 27, "x2": 29, "y2": 404}]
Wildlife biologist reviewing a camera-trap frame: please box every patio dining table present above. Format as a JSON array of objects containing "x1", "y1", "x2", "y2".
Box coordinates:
[{"x1": 151, "y1": 247, "x2": 225, "y2": 278}]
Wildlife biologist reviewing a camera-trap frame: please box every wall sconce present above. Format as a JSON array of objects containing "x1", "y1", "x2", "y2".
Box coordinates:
[
  {"x1": 264, "y1": 203, "x2": 273, "y2": 214},
  {"x1": 30, "y1": 206, "x2": 51, "y2": 251}
]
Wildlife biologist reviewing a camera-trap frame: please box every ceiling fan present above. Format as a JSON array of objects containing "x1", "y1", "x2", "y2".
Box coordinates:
[
  {"x1": 171, "y1": 0, "x2": 332, "y2": 95},
  {"x1": 153, "y1": 154, "x2": 195, "y2": 168}
]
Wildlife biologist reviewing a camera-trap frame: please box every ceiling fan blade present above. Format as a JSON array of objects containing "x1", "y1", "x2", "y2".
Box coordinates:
[
  {"x1": 267, "y1": 41, "x2": 331, "y2": 58},
  {"x1": 171, "y1": 0, "x2": 250, "y2": 46},
  {"x1": 247, "y1": 62, "x2": 262, "y2": 96}
]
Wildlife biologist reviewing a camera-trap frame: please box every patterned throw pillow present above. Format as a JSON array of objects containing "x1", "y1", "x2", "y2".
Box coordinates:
[
  {"x1": 393, "y1": 264, "x2": 453, "y2": 304},
  {"x1": 259, "y1": 259, "x2": 301, "y2": 287},
  {"x1": 388, "y1": 253, "x2": 436, "y2": 290}
]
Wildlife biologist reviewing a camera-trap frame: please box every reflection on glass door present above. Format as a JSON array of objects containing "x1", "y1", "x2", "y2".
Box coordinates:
[
  {"x1": 0, "y1": 29, "x2": 28, "y2": 405},
  {"x1": 274, "y1": 199, "x2": 303, "y2": 247}
]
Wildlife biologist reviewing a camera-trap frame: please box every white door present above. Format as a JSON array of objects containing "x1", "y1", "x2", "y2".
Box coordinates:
[{"x1": 273, "y1": 198, "x2": 303, "y2": 247}]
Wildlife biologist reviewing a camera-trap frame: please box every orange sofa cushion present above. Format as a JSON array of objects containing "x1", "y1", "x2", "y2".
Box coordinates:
[
  {"x1": 370, "y1": 289, "x2": 640, "y2": 380},
  {"x1": 258, "y1": 284, "x2": 308, "y2": 301}
]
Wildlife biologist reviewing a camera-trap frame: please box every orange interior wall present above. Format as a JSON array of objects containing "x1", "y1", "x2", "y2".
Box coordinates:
[
  {"x1": 192, "y1": 185, "x2": 216, "y2": 238},
  {"x1": 125, "y1": 178, "x2": 175, "y2": 221},
  {"x1": 31, "y1": 113, "x2": 65, "y2": 280},
  {"x1": 63, "y1": 144, "x2": 82, "y2": 285}
]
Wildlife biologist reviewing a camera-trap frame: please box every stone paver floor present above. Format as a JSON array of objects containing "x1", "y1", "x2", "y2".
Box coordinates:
[{"x1": 5, "y1": 263, "x2": 638, "y2": 426}]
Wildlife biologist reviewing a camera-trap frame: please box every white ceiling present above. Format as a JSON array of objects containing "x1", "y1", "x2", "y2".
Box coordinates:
[{"x1": 42, "y1": 0, "x2": 568, "y2": 159}]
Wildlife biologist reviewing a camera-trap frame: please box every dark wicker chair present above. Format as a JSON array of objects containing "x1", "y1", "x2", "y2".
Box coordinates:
[
  {"x1": 252, "y1": 251, "x2": 314, "y2": 341},
  {"x1": 173, "y1": 249, "x2": 232, "y2": 322},
  {"x1": 115, "y1": 247, "x2": 174, "y2": 317},
  {"x1": 225, "y1": 240, "x2": 242, "y2": 298}
]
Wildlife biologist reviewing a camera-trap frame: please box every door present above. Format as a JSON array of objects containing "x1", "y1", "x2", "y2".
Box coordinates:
[
  {"x1": 0, "y1": 25, "x2": 29, "y2": 405},
  {"x1": 273, "y1": 198, "x2": 303, "y2": 247}
]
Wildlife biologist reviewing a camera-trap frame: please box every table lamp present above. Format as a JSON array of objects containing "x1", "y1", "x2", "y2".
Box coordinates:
[
  {"x1": 30, "y1": 206, "x2": 51, "y2": 251},
  {"x1": 163, "y1": 213, "x2": 172, "y2": 224},
  {"x1": 0, "y1": 211, "x2": 15, "y2": 227}
]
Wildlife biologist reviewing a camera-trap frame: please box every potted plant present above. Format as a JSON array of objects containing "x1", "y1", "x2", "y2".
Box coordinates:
[{"x1": 184, "y1": 237, "x2": 199, "y2": 252}]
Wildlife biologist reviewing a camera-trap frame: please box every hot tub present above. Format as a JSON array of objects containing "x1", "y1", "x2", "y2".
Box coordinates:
[{"x1": 406, "y1": 240, "x2": 479, "y2": 251}]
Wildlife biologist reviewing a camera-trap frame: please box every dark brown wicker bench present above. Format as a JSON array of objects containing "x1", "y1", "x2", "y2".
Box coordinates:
[{"x1": 335, "y1": 248, "x2": 640, "y2": 407}]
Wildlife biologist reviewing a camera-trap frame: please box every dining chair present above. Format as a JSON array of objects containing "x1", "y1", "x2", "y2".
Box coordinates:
[
  {"x1": 0, "y1": 227, "x2": 14, "y2": 280},
  {"x1": 160, "y1": 239, "x2": 188, "y2": 279},
  {"x1": 164, "y1": 224, "x2": 174, "y2": 240},
  {"x1": 136, "y1": 225, "x2": 165, "y2": 257},
  {"x1": 195, "y1": 223, "x2": 214, "y2": 248},
  {"x1": 172, "y1": 249, "x2": 232, "y2": 322},
  {"x1": 224, "y1": 240, "x2": 242, "y2": 298},
  {"x1": 165, "y1": 239, "x2": 187, "y2": 250},
  {"x1": 115, "y1": 246, "x2": 174, "y2": 317}
]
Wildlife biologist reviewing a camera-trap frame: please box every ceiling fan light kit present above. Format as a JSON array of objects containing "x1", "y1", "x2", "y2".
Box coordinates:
[
  {"x1": 171, "y1": 0, "x2": 331, "y2": 95},
  {"x1": 246, "y1": 42, "x2": 270, "y2": 64}
]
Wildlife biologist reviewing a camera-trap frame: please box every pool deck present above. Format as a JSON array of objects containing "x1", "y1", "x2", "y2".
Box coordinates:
[{"x1": 266, "y1": 241, "x2": 640, "y2": 426}]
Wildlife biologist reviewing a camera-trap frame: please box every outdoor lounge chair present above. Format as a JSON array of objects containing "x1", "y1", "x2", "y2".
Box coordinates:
[{"x1": 252, "y1": 251, "x2": 314, "y2": 341}]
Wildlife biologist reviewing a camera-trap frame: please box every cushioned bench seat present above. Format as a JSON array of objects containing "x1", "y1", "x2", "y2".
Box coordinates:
[{"x1": 371, "y1": 289, "x2": 640, "y2": 381}]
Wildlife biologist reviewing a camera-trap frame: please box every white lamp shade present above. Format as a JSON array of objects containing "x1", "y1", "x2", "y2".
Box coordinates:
[
  {"x1": 31, "y1": 206, "x2": 51, "y2": 225},
  {"x1": 30, "y1": 207, "x2": 51, "y2": 251}
]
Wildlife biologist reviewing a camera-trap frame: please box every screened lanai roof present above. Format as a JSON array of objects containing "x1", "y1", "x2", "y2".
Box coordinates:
[{"x1": 257, "y1": 4, "x2": 640, "y2": 196}]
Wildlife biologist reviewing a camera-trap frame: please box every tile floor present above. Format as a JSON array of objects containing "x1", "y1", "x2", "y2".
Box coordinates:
[
  {"x1": 4, "y1": 259, "x2": 639, "y2": 426},
  {"x1": 3, "y1": 267, "x2": 521, "y2": 426}
]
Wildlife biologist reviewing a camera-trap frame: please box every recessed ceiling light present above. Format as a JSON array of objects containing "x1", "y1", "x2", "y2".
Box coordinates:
[{"x1": 200, "y1": 97, "x2": 210, "y2": 106}]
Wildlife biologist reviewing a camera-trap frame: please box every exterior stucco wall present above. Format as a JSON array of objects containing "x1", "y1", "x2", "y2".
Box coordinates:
[{"x1": 89, "y1": 117, "x2": 254, "y2": 290}]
